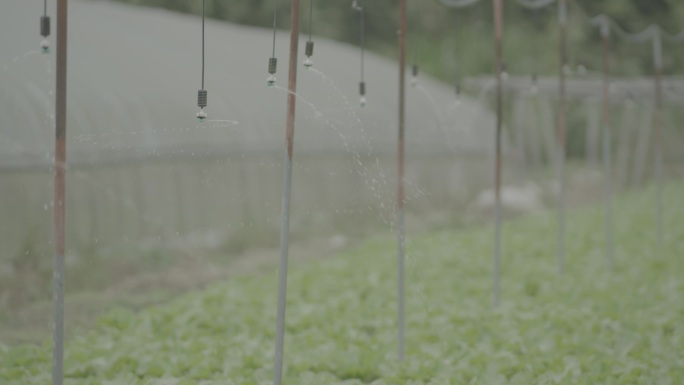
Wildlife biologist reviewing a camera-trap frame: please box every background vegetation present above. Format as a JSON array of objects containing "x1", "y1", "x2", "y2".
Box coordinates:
[{"x1": 113, "y1": 0, "x2": 684, "y2": 83}]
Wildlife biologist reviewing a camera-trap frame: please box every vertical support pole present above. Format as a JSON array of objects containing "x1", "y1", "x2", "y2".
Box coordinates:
[
  {"x1": 273, "y1": 1, "x2": 300, "y2": 384},
  {"x1": 492, "y1": 0, "x2": 504, "y2": 308},
  {"x1": 556, "y1": 0, "x2": 567, "y2": 275},
  {"x1": 397, "y1": 0, "x2": 407, "y2": 362},
  {"x1": 52, "y1": 0, "x2": 68, "y2": 384},
  {"x1": 652, "y1": 29, "x2": 664, "y2": 249},
  {"x1": 601, "y1": 20, "x2": 613, "y2": 270}
]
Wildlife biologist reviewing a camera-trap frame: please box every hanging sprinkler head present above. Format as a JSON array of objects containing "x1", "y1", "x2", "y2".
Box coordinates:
[
  {"x1": 353, "y1": 0, "x2": 365, "y2": 107},
  {"x1": 196, "y1": 0, "x2": 208, "y2": 121},
  {"x1": 267, "y1": 0, "x2": 279, "y2": 86},
  {"x1": 40, "y1": 15, "x2": 50, "y2": 53},
  {"x1": 267, "y1": 57, "x2": 278, "y2": 87},
  {"x1": 576, "y1": 62, "x2": 587, "y2": 76},
  {"x1": 352, "y1": 0, "x2": 362, "y2": 11},
  {"x1": 304, "y1": 0, "x2": 315, "y2": 68},
  {"x1": 197, "y1": 90, "x2": 208, "y2": 122},
  {"x1": 303, "y1": 41, "x2": 314, "y2": 68},
  {"x1": 359, "y1": 81, "x2": 366, "y2": 107},
  {"x1": 563, "y1": 64, "x2": 572, "y2": 76},
  {"x1": 453, "y1": 83, "x2": 462, "y2": 106}
]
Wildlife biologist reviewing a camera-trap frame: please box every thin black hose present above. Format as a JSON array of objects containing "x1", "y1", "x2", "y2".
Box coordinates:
[
  {"x1": 201, "y1": 0, "x2": 205, "y2": 90},
  {"x1": 308, "y1": 0, "x2": 314, "y2": 41},
  {"x1": 360, "y1": 4, "x2": 365, "y2": 82},
  {"x1": 272, "y1": 0, "x2": 277, "y2": 57}
]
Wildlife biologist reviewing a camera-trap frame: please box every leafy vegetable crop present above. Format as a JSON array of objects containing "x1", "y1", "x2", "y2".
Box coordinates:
[{"x1": 1, "y1": 183, "x2": 683, "y2": 384}]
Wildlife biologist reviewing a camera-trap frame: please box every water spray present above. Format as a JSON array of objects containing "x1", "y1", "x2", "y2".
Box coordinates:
[
  {"x1": 196, "y1": 0, "x2": 208, "y2": 121},
  {"x1": 303, "y1": 0, "x2": 315, "y2": 68},
  {"x1": 267, "y1": 0, "x2": 279, "y2": 86},
  {"x1": 40, "y1": 0, "x2": 50, "y2": 53}
]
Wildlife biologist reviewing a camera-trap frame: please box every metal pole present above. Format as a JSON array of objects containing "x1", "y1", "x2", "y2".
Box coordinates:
[
  {"x1": 601, "y1": 20, "x2": 613, "y2": 270},
  {"x1": 492, "y1": 0, "x2": 503, "y2": 308},
  {"x1": 653, "y1": 29, "x2": 664, "y2": 249},
  {"x1": 397, "y1": 0, "x2": 407, "y2": 362},
  {"x1": 556, "y1": 0, "x2": 567, "y2": 275},
  {"x1": 52, "y1": 0, "x2": 68, "y2": 384},
  {"x1": 273, "y1": 0, "x2": 300, "y2": 384}
]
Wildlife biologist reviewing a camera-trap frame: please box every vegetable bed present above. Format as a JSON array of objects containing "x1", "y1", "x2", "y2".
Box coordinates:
[{"x1": 2, "y1": 183, "x2": 683, "y2": 384}]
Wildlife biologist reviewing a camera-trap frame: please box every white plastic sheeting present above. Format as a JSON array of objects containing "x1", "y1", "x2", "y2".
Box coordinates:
[{"x1": 0, "y1": 0, "x2": 496, "y2": 259}]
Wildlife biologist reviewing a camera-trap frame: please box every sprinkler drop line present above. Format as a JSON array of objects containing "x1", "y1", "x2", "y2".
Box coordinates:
[
  {"x1": 40, "y1": 0, "x2": 51, "y2": 53},
  {"x1": 453, "y1": 12, "x2": 461, "y2": 100},
  {"x1": 411, "y1": 35, "x2": 418, "y2": 87},
  {"x1": 196, "y1": 0, "x2": 207, "y2": 121},
  {"x1": 267, "y1": 0, "x2": 279, "y2": 86},
  {"x1": 303, "y1": 0, "x2": 314, "y2": 67},
  {"x1": 353, "y1": 1, "x2": 366, "y2": 107}
]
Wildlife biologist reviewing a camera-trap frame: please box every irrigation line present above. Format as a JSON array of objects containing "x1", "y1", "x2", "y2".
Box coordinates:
[
  {"x1": 52, "y1": 0, "x2": 68, "y2": 384},
  {"x1": 273, "y1": 0, "x2": 300, "y2": 384},
  {"x1": 271, "y1": 0, "x2": 277, "y2": 58},
  {"x1": 307, "y1": 0, "x2": 313, "y2": 42},
  {"x1": 492, "y1": 0, "x2": 503, "y2": 308},
  {"x1": 201, "y1": 0, "x2": 205, "y2": 90},
  {"x1": 360, "y1": 8, "x2": 365, "y2": 83},
  {"x1": 556, "y1": 0, "x2": 567, "y2": 275},
  {"x1": 397, "y1": 0, "x2": 407, "y2": 361}
]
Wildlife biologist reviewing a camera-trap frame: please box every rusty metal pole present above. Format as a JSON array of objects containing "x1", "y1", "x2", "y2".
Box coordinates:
[
  {"x1": 653, "y1": 29, "x2": 664, "y2": 249},
  {"x1": 273, "y1": 0, "x2": 300, "y2": 384},
  {"x1": 492, "y1": 0, "x2": 503, "y2": 308},
  {"x1": 600, "y1": 20, "x2": 613, "y2": 270},
  {"x1": 52, "y1": 0, "x2": 68, "y2": 384},
  {"x1": 556, "y1": 0, "x2": 567, "y2": 275},
  {"x1": 397, "y1": 0, "x2": 407, "y2": 362}
]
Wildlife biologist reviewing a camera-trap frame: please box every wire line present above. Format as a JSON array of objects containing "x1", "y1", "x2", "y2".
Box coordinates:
[
  {"x1": 272, "y1": 0, "x2": 277, "y2": 57},
  {"x1": 201, "y1": 0, "x2": 205, "y2": 90},
  {"x1": 308, "y1": 0, "x2": 314, "y2": 41}
]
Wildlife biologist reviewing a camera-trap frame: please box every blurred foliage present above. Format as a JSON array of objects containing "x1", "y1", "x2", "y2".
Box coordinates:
[{"x1": 113, "y1": 0, "x2": 684, "y2": 82}]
